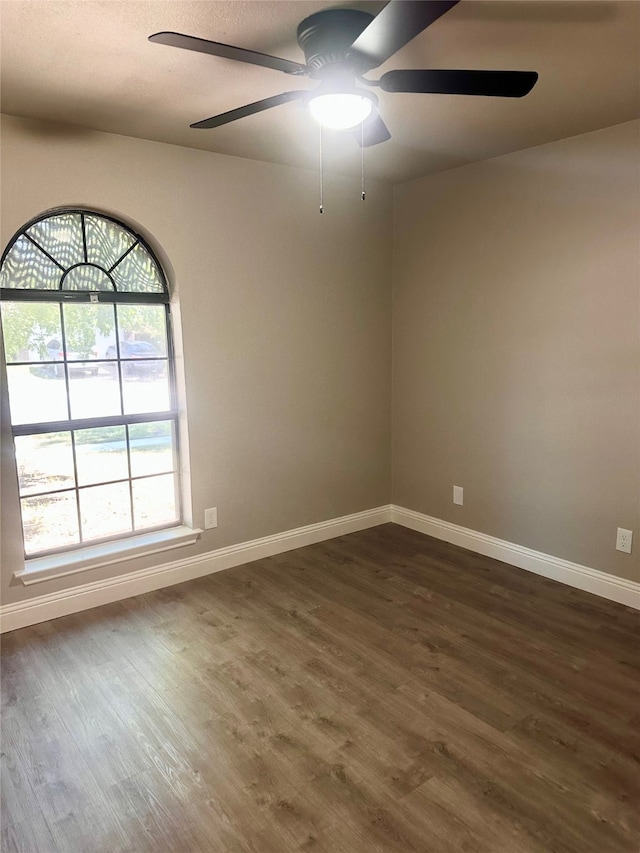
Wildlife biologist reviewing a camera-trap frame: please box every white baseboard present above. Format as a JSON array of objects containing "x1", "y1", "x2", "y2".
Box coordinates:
[
  {"x1": 391, "y1": 505, "x2": 640, "y2": 610},
  {"x1": 0, "y1": 506, "x2": 392, "y2": 633},
  {"x1": 3, "y1": 503, "x2": 637, "y2": 632}
]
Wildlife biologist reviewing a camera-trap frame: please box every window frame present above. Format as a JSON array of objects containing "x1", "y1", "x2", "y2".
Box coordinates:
[{"x1": 1, "y1": 207, "x2": 188, "y2": 562}]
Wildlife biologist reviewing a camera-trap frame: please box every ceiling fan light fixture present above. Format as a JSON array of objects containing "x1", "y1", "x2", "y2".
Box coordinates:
[{"x1": 308, "y1": 91, "x2": 374, "y2": 129}]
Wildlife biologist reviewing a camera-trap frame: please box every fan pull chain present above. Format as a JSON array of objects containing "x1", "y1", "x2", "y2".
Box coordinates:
[
  {"x1": 361, "y1": 121, "x2": 366, "y2": 202},
  {"x1": 319, "y1": 125, "x2": 324, "y2": 214}
]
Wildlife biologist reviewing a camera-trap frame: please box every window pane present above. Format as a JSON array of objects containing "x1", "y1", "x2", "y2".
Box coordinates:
[
  {"x1": 132, "y1": 474, "x2": 177, "y2": 531},
  {"x1": 0, "y1": 302, "x2": 62, "y2": 363},
  {"x1": 122, "y1": 362, "x2": 170, "y2": 414},
  {"x1": 116, "y1": 305, "x2": 168, "y2": 357},
  {"x1": 68, "y1": 370, "x2": 122, "y2": 420},
  {"x1": 21, "y1": 491, "x2": 79, "y2": 555},
  {"x1": 14, "y1": 432, "x2": 75, "y2": 497},
  {"x1": 75, "y1": 426, "x2": 128, "y2": 487},
  {"x1": 26, "y1": 213, "x2": 84, "y2": 270},
  {"x1": 6, "y1": 365, "x2": 68, "y2": 425},
  {"x1": 129, "y1": 421, "x2": 174, "y2": 477},
  {"x1": 111, "y1": 243, "x2": 164, "y2": 293},
  {"x1": 85, "y1": 215, "x2": 134, "y2": 270},
  {"x1": 79, "y1": 482, "x2": 132, "y2": 542},
  {"x1": 62, "y1": 303, "x2": 115, "y2": 361},
  {"x1": 0, "y1": 235, "x2": 63, "y2": 291},
  {"x1": 63, "y1": 265, "x2": 114, "y2": 291}
]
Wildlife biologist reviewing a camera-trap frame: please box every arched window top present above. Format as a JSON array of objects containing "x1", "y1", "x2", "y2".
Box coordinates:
[{"x1": 0, "y1": 209, "x2": 168, "y2": 300}]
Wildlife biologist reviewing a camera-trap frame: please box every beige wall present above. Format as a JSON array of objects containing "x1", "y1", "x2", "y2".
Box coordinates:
[
  {"x1": 393, "y1": 120, "x2": 640, "y2": 582},
  {"x1": 2, "y1": 114, "x2": 638, "y2": 609},
  {"x1": 0, "y1": 115, "x2": 392, "y2": 603}
]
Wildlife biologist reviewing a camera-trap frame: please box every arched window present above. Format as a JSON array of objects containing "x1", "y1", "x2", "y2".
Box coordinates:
[{"x1": 1, "y1": 208, "x2": 183, "y2": 559}]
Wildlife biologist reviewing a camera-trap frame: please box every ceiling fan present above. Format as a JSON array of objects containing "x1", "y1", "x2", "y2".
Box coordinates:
[{"x1": 149, "y1": 0, "x2": 538, "y2": 147}]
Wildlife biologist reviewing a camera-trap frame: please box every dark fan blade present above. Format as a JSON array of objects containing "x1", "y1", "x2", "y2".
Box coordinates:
[
  {"x1": 348, "y1": 1, "x2": 459, "y2": 70},
  {"x1": 353, "y1": 113, "x2": 392, "y2": 147},
  {"x1": 190, "y1": 91, "x2": 305, "y2": 129},
  {"x1": 149, "y1": 32, "x2": 307, "y2": 76},
  {"x1": 380, "y1": 69, "x2": 539, "y2": 97}
]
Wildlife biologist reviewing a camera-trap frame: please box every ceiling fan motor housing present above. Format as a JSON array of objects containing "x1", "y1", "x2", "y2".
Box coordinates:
[{"x1": 297, "y1": 9, "x2": 374, "y2": 78}]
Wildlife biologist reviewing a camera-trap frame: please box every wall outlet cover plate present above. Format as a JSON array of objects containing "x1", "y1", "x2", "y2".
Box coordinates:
[{"x1": 616, "y1": 527, "x2": 633, "y2": 554}]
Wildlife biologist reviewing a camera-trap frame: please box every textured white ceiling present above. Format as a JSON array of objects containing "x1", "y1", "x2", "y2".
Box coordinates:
[{"x1": 1, "y1": 1, "x2": 638, "y2": 184}]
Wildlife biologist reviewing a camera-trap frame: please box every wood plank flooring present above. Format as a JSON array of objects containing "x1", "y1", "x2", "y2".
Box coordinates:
[{"x1": 1, "y1": 523, "x2": 639, "y2": 852}]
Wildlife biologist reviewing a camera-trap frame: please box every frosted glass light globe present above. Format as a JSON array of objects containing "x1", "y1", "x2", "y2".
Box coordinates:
[{"x1": 308, "y1": 93, "x2": 373, "y2": 129}]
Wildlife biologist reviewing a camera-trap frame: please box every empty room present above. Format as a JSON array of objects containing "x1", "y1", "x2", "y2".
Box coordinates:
[{"x1": 1, "y1": 1, "x2": 638, "y2": 851}]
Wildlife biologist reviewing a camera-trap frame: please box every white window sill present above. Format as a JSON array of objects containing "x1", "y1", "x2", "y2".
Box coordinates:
[{"x1": 14, "y1": 526, "x2": 203, "y2": 586}]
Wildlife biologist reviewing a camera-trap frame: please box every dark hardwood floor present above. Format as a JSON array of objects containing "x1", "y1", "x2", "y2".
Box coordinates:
[{"x1": 1, "y1": 523, "x2": 639, "y2": 852}]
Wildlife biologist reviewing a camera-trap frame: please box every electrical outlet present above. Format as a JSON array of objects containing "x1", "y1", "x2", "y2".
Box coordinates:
[
  {"x1": 616, "y1": 527, "x2": 633, "y2": 554},
  {"x1": 453, "y1": 485, "x2": 463, "y2": 506},
  {"x1": 204, "y1": 507, "x2": 218, "y2": 530}
]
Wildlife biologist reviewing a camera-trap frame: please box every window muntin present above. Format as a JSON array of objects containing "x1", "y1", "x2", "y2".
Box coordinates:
[{"x1": 1, "y1": 209, "x2": 181, "y2": 559}]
